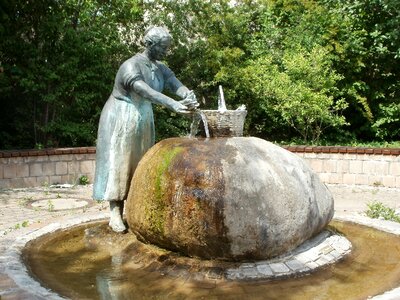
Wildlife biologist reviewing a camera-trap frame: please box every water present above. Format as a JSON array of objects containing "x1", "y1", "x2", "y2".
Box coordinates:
[
  {"x1": 218, "y1": 85, "x2": 227, "y2": 112},
  {"x1": 189, "y1": 110, "x2": 210, "y2": 138},
  {"x1": 23, "y1": 220, "x2": 400, "y2": 300}
]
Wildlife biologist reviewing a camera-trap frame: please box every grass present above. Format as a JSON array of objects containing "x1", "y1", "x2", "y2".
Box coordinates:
[{"x1": 47, "y1": 200, "x2": 55, "y2": 212}]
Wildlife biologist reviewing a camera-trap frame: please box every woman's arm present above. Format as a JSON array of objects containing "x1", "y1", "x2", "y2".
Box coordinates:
[
  {"x1": 167, "y1": 76, "x2": 190, "y2": 98},
  {"x1": 132, "y1": 80, "x2": 190, "y2": 114},
  {"x1": 166, "y1": 76, "x2": 199, "y2": 109}
]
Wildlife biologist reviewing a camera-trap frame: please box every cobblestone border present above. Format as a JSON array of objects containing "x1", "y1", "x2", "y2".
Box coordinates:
[
  {"x1": 1, "y1": 213, "x2": 108, "y2": 299},
  {"x1": 225, "y1": 231, "x2": 351, "y2": 280}
]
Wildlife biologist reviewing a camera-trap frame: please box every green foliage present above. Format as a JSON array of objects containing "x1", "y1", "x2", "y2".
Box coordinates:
[
  {"x1": 78, "y1": 175, "x2": 89, "y2": 185},
  {"x1": 153, "y1": 106, "x2": 192, "y2": 142},
  {"x1": 372, "y1": 103, "x2": 400, "y2": 140},
  {"x1": 47, "y1": 199, "x2": 54, "y2": 212},
  {"x1": 0, "y1": 0, "x2": 399, "y2": 148},
  {"x1": 366, "y1": 201, "x2": 400, "y2": 223},
  {"x1": 0, "y1": 0, "x2": 143, "y2": 149},
  {"x1": 236, "y1": 46, "x2": 348, "y2": 143},
  {"x1": 323, "y1": 0, "x2": 400, "y2": 141}
]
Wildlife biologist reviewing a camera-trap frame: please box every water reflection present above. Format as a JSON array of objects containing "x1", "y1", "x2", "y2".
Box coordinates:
[{"x1": 23, "y1": 221, "x2": 400, "y2": 299}]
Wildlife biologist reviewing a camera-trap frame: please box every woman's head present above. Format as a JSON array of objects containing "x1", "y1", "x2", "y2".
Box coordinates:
[{"x1": 143, "y1": 27, "x2": 172, "y2": 60}]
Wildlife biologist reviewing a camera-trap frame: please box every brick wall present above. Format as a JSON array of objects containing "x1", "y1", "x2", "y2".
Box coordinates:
[
  {"x1": 0, "y1": 145, "x2": 399, "y2": 189},
  {"x1": 0, "y1": 148, "x2": 96, "y2": 189},
  {"x1": 285, "y1": 146, "x2": 400, "y2": 188}
]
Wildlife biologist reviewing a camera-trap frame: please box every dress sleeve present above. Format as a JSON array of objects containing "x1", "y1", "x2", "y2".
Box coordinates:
[{"x1": 120, "y1": 60, "x2": 145, "y2": 90}]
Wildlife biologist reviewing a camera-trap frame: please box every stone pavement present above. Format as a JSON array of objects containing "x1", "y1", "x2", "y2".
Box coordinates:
[
  {"x1": 0, "y1": 183, "x2": 399, "y2": 299},
  {"x1": 0, "y1": 184, "x2": 108, "y2": 299}
]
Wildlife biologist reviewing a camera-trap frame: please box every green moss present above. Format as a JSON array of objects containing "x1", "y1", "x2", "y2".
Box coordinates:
[{"x1": 145, "y1": 146, "x2": 184, "y2": 234}]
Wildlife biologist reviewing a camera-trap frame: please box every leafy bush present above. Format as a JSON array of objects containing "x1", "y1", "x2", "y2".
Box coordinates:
[
  {"x1": 366, "y1": 201, "x2": 400, "y2": 223},
  {"x1": 239, "y1": 46, "x2": 348, "y2": 143},
  {"x1": 78, "y1": 175, "x2": 89, "y2": 186}
]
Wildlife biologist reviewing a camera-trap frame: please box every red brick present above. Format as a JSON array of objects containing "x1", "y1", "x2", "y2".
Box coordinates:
[
  {"x1": 313, "y1": 147, "x2": 324, "y2": 153},
  {"x1": 304, "y1": 147, "x2": 313, "y2": 153},
  {"x1": 356, "y1": 148, "x2": 366, "y2": 154},
  {"x1": 390, "y1": 149, "x2": 400, "y2": 155},
  {"x1": 329, "y1": 147, "x2": 339, "y2": 153},
  {"x1": 28, "y1": 150, "x2": 41, "y2": 156},
  {"x1": 46, "y1": 149, "x2": 56, "y2": 155},
  {"x1": 296, "y1": 146, "x2": 305, "y2": 153},
  {"x1": 365, "y1": 148, "x2": 374, "y2": 154},
  {"x1": 2, "y1": 152, "x2": 11, "y2": 158},
  {"x1": 382, "y1": 149, "x2": 391, "y2": 155},
  {"x1": 347, "y1": 148, "x2": 357, "y2": 154},
  {"x1": 285, "y1": 146, "x2": 296, "y2": 152},
  {"x1": 19, "y1": 150, "x2": 31, "y2": 157}
]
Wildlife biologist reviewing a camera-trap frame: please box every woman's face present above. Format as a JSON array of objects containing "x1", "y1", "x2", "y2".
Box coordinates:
[{"x1": 149, "y1": 37, "x2": 171, "y2": 61}]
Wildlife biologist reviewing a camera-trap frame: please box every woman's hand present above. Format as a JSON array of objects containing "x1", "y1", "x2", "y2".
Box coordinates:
[
  {"x1": 179, "y1": 90, "x2": 199, "y2": 110},
  {"x1": 171, "y1": 102, "x2": 192, "y2": 114}
]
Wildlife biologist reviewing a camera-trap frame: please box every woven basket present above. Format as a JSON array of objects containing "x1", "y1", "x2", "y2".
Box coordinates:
[{"x1": 200, "y1": 110, "x2": 247, "y2": 137}]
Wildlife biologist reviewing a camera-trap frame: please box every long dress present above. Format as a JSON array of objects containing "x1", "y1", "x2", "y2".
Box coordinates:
[{"x1": 93, "y1": 53, "x2": 177, "y2": 201}]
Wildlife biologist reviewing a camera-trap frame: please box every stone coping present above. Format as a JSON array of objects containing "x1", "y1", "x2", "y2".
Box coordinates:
[
  {"x1": 0, "y1": 147, "x2": 96, "y2": 158},
  {"x1": 283, "y1": 145, "x2": 400, "y2": 155},
  {"x1": 5, "y1": 214, "x2": 400, "y2": 299},
  {"x1": 224, "y1": 231, "x2": 351, "y2": 280},
  {"x1": 1, "y1": 144, "x2": 399, "y2": 158}
]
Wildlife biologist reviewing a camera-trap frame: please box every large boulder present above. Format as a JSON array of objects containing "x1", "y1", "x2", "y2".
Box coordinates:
[{"x1": 126, "y1": 137, "x2": 334, "y2": 261}]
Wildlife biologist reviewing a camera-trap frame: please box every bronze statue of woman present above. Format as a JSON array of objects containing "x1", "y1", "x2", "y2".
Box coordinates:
[{"x1": 93, "y1": 27, "x2": 198, "y2": 232}]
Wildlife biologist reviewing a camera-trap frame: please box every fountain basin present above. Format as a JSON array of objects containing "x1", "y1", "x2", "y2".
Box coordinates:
[
  {"x1": 18, "y1": 219, "x2": 400, "y2": 299},
  {"x1": 126, "y1": 137, "x2": 334, "y2": 260}
]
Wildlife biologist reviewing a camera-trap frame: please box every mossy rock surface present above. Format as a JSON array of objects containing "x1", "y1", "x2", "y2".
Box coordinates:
[{"x1": 126, "y1": 137, "x2": 334, "y2": 261}]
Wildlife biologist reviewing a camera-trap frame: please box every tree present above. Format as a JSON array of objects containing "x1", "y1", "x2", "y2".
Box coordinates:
[
  {"x1": 1, "y1": 0, "x2": 399, "y2": 148},
  {"x1": 0, "y1": 0, "x2": 143, "y2": 149},
  {"x1": 323, "y1": 0, "x2": 400, "y2": 141}
]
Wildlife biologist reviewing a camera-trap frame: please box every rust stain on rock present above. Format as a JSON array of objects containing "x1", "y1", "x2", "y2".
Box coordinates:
[{"x1": 126, "y1": 138, "x2": 238, "y2": 260}]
